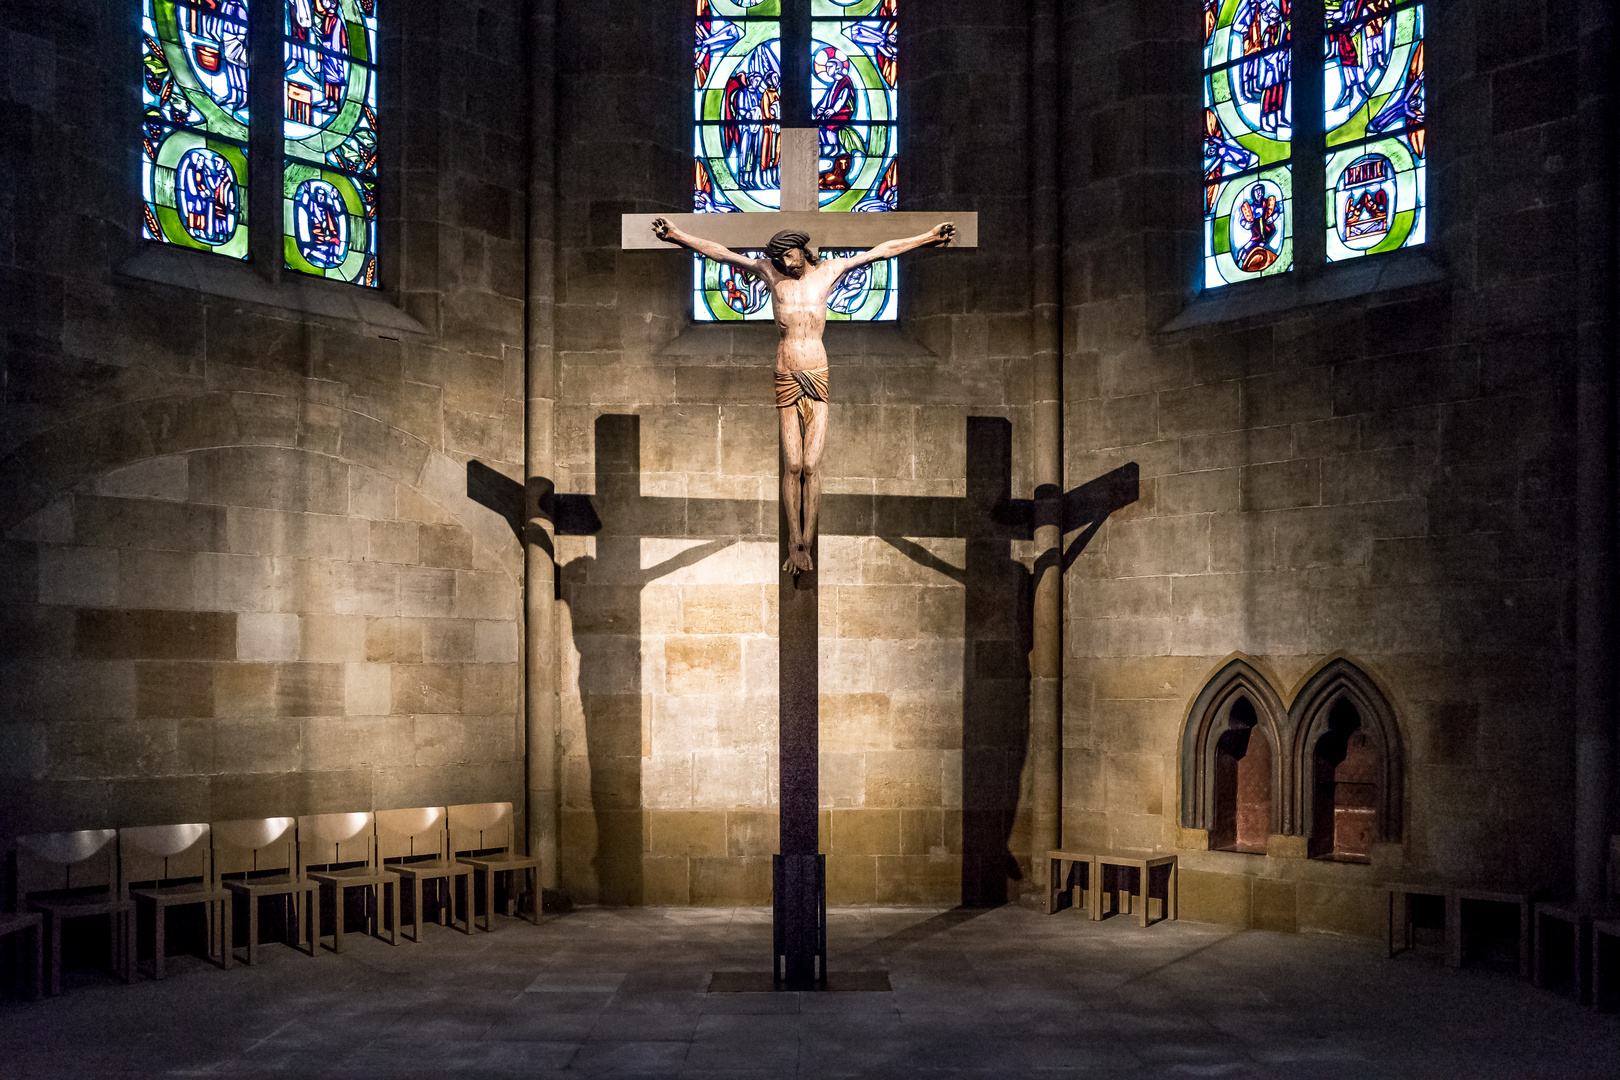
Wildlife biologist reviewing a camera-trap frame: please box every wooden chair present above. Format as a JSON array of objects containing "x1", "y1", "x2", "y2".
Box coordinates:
[
  {"x1": 214, "y1": 818, "x2": 316, "y2": 965},
  {"x1": 449, "y1": 802, "x2": 540, "y2": 931},
  {"x1": 15, "y1": 830, "x2": 133, "y2": 995},
  {"x1": 300, "y1": 812, "x2": 397, "y2": 952},
  {"x1": 122, "y1": 823, "x2": 231, "y2": 979},
  {"x1": 0, "y1": 912, "x2": 43, "y2": 1000},
  {"x1": 377, "y1": 807, "x2": 472, "y2": 941}
]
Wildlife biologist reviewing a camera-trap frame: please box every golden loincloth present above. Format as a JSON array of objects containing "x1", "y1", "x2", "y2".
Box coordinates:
[{"x1": 774, "y1": 367, "x2": 829, "y2": 431}]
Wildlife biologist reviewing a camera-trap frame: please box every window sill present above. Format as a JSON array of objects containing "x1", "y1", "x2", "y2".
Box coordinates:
[
  {"x1": 1160, "y1": 250, "x2": 1445, "y2": 333},
  {"x1": 117, "y1": 245, "x2": 426, "y2": 335},
  {"x1": 659, "y1": 321, "x2": 937, "y2": 362}
]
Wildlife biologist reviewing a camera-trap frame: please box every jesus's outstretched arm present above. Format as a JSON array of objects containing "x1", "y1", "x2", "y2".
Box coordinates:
[
  {"x1": 826, "y1": 222, "x2": 956, "y2": 274},
  {"x1": 652, "y1": 217, "x2": 769, "y2": 277}
]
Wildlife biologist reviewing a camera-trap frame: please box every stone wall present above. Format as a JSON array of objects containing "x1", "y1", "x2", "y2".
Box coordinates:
[
  {"x1": 0, "y1": 1, "x2": 529, "y2": 837},
  {"x1": 1058, "y1": 0, "x2": 1595, "y2": 936}
]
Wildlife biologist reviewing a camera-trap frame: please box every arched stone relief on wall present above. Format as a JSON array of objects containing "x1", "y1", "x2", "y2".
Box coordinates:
[
  {"x1": 1289, "y1": 657, "x2": 1404, "y2": 862},
  {"x1": 1180, "y1": 656, "x2": 1291, "y2": 851}
]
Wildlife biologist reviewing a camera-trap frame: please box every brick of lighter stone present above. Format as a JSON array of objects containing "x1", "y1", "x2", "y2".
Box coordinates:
[
  {"x1": 349, "y1": 467, "x2": 396, "y2": 520},
  {"x1": 345, "y1": 662, "x2": 391, "y2": 715},
  {"x1": 642, "y1": 752, "x2": 695, "y2": 809},
  {"x1": 692, "y1": 750, "x2": 768, "y2": 809},
  {"x1": 665, "y1": 636, "x2": 742, "y2": 695},
  {"x1": 651, "y1": 694, "x2": 723, "y2": 755},
  {"x1": 453, "y1": 570, "x2": 514, "y2": 620},
  {"x1": 193, "y1": 552, "x2": 276, "y2": 611},
  {"x1": 38, "y1": 546, "x2": 118, "y2": 607},
  {"x1": 818, "y1": 637, "x2": 874, "y2": 694},
  {"x1": 474, "y1": 620, "x2": 519, "y2": 663},
  {"x1": 237, "y1": 612, "x2": 301, "y2": 660},
  {"x1": 7, "y1": 499, "x2": 73, "y2": 544},
  {"x1": 819, "y1": 752, "x2": 867, "y2": 808},
  {"x1": 868, "y1": 639, "x2": 964, "y2": 693},
  {"x1": 97, "y1": 455, "x2": 188, "y2": 502}
]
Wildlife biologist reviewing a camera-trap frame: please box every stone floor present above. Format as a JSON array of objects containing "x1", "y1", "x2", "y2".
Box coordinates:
[{"x1": 2, "y1": 904, "x2": 1619, "y2": 1078}]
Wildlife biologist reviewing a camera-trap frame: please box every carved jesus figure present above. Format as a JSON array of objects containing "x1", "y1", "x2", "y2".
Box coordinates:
[{"x1": 652, "y1": 217, "x2": 956, "y2": 574}]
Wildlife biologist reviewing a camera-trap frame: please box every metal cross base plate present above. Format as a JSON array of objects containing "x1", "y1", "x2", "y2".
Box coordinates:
[{"x1": 707, "y1": 970, "x2": 893, "y2": 993}]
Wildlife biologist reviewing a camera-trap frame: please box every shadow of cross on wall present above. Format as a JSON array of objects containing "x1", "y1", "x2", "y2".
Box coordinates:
[{"x1": 467, "y1": 416, "x2": 1138, "y2": 906}]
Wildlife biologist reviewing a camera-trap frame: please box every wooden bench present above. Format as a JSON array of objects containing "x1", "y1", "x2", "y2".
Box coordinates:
[
  {"x1": 1386, "y1": 882, "x2": 1532, "y2": 976},
  {"x1": 1533, "y1": 901, "x2": 1615, "y2": 1004},
  {"x1": 1047, "y1": 850, "x2": 1177, "y2": 927}
]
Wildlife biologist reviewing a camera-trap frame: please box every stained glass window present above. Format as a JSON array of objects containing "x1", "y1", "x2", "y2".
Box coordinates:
[
  {"x1": 1324, "y1": 1, "x2": 1425, "y2": 262},
  {"x1": 1202, "y1": 0, "x2": 1293, "y2": 288},
  {"x1": 142, "y1": 0, "x2": 252, "y2": 260},
  {"x1": 693, "y1": 0, "x2": 897, "y2": 322},
  {"x1": 283, "y1": 0, "x2": 379, "y2": 286}
]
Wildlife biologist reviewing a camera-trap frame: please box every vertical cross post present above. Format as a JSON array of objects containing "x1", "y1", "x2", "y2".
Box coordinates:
[{"x1": 773, "y1": 124, "x2": 827, "y2": 989}]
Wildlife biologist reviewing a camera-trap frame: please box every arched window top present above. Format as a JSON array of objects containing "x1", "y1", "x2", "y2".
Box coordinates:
[{"x1": 1180, "y1": 657, "x2": 1289, "y2": 839}]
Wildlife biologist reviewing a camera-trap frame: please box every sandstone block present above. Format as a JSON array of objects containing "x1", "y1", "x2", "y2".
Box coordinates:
[
  {"x1": 680, "y1": 585, "x2": 766, "y2": 635},
  {"x1": 392, "y1": 663, "x2": 464, "y2": 714},
  {"x1": 665, "y1": 635, "x2": 741, "y2": 695},
  {"x1": 640, "y1": 856, "x2": 692, "y2": 904},
  {"x1": 1242, "y1": 459, "x2": 1320, "y2": 511},
  {"x1": 1177, "y1": 869, "x2": 1251, "y2": 927},
  {"x1": 829, "y1": 808, "x2": 901, "y2": 856},
  {"x1": 135, "y1": 661, "x2": 215, "y2": 719},
  {"x1": 826, "y1": 855, "x2": 877, "y2": 904},
  {"x1": 689, "y1": 855, "x2": 770, "y2": 905},
  {"x1": 117, "y1": 549, "x2": 198, "y2": 610},
  {"x1": 38, "y1": 546, "x2": 118, "y2": 607},
  {"x1": 1253, "y1": 877, "x2": 1298, "y2": 933},
  {"x1": 647, "y1": 810, "x2": 727, "y2": 858},
  {"x1": 237, "y1": 612, "x2": 301, "y2": 661},
  {"x1": 864, "y1": 750, "x2": 944, "y2": 808},
  {"x1": 345, "y1": 662, "x2": 391, "y2": 715},
  {"x1": 77, "y1": 609, "x2": 237, "y2": 661}
]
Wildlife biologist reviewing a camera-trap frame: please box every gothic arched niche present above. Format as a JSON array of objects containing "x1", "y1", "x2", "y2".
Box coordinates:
[
  {"x1": 1180, "y1": 658, "x2": 1290, "y2": 848},
  {"x1": 1291, "y1": 659, "x2": 1404, "y2": 861}
]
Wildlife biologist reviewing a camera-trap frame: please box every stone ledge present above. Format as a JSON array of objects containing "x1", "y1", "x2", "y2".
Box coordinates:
[
  {"x1": 1160, "y1": 250, "x2": 1447, "y2": 332},
  {"x1": 117, "y1": 245, "x2": 427, "y2": 335},
  {"x1": 659, "y1": 322, "x2": 938, "y2": 363}
]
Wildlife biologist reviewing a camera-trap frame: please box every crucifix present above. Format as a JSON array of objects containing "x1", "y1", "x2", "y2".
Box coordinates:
[{"x1": 622, "y1": 16, "x2": 980, "y2": 984}]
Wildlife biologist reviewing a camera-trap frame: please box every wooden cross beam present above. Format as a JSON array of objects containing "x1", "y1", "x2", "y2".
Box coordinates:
[{"x1": 621, "y1": 131, "x2": 979, "y2": 249}]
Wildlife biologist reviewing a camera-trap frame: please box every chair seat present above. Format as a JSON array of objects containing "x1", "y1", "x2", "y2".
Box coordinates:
[
  {"x1": 387, "y1": 859, "x2": 467, "y2": 879},
  {"x1": 129, "y1": 883, "x2": 229, "y2": 905},
  {"x1": 308, "y1": 866, "x2": 389, "y2": 887},
  {"x1": 460, "y1": 854, "x2": 540, "y2": 872},
  {"x1": 29, "y1": 893, "x2": 131, "y2": 917},
  {"x1": 224, "y1": 874, "x2": 307, "y2": 896}
]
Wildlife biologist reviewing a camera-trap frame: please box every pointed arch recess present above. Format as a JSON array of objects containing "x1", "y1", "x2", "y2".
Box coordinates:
[
  {"x1": 1289, "y1": 657, "x2": 1404, "y2": 848},
  {"x1": 1180, "y1": 656, "x2": 1291, "y2": 839}
]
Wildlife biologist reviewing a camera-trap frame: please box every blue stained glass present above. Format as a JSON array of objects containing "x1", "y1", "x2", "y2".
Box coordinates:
[
  {"x1": 142, "y1": 0, "x2": 251, "y2": 258},
  {"x1": 1324, "y1": 1, "x2": 1425, "y2": 261},
  {"x1": 283, "y1": 0, "x2": 378, "y2": 286},
  {"x1": 694, "y1": 0, "x2": 899, "y2": 322},
  {"x1": 1202, "y1": 0, "x2": 1291, "y2": 289}
]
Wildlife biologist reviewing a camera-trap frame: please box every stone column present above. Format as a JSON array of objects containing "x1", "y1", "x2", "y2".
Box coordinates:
[
  {"x1": 525, "y1": 0, "x2": 561, "y2": 894},
  {"x1": 1574, "y1": 0, "x2": 1618, "y2": 905},
  {"x1": 1027, "y1": 0, "x2": 1063, "y2": 896}
]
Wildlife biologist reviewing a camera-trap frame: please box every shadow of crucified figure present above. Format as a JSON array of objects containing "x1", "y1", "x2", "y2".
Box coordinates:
[{"x1": 653, "y1": 216, "x2": 956, "y2": 575}]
